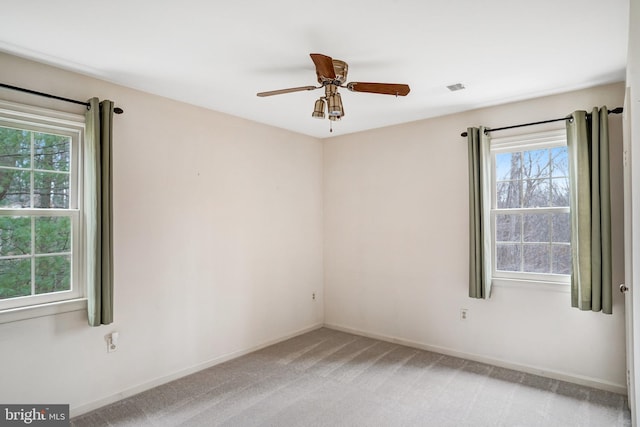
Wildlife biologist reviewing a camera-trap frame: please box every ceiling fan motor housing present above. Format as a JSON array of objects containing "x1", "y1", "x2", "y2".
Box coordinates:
[
  {"x1": 331, "y1": 60, "x2": 348, "y2": 84},
  {"x1": 315, "y1": 58, "x2": 348, "y2": 85}
]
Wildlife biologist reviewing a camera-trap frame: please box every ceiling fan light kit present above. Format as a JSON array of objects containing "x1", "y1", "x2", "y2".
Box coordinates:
[
  {"x1": 324, "y1": 84, "x2": 344, "y2": 118},
  {"x1": 327, "y1": 93, "x2": 344, "y2": 117},
  {"x1": 312, "y1": 98, "x2": 325, "y2": 119},
  {"x1": 257, "y1": 53, "x2": 410, "y2": 130}
]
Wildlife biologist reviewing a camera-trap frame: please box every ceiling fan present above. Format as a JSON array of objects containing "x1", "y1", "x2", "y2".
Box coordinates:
[{"x1": 257, "y1": 53, "x2": 410, "y2": 124}]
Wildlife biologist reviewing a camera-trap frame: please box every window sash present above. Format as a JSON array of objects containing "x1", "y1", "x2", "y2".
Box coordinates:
[
  {"x1": 0, "y1": 119, "x2": 79, "y2": 211},
  {"x1": 0, "y1": 211, "x2": 81, "y2": 310},
  {"x1": 491, "y1": 207, "x2": 570, "y2": 283}
]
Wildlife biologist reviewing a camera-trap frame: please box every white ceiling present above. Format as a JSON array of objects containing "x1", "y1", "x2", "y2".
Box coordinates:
[{"x1": 0, "y1": 0, "x2": 630, "y2": 138}]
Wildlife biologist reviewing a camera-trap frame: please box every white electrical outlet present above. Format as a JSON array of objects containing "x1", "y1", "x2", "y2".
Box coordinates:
[
  {"x1": 460, "y1": 309, "x2": 468, "y2": 320},
  {"x1": 107, "y1": 332, "x2": 119, "y2": 353},
  {"x1": 312, "y1": 292, "x2": 316, "y2": 301}
]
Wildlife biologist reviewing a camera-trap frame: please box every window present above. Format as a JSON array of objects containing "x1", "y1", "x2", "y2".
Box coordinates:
[
  {"x1": 490, "y1": 129, "x2": 570, "y2": 284},
  {"x1": 0, "y1": 100, "x2": 85, "y2": 312}
]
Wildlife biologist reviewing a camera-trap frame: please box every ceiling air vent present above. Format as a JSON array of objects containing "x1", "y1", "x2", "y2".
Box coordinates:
[{"x1": 447, "y1": 83, "x2": 466, "y2": 92}]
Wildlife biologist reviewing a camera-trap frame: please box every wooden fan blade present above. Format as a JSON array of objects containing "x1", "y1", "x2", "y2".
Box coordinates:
[
  {"x1": 347, "y1": 82, "x2": 410, "y2": 96},
  {"x1": 256, "y1": 86, "x2": 319, "y2": 97},
  {"x1": 310, "y1": 53, "x2": 336, "y2": 80}
]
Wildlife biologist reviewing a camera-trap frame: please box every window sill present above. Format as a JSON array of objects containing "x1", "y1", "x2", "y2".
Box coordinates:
[
  {"x1": 0, "y1": 298, "x2": 87, "y2": 325},
  {"x1": 492, "y1": 277, "x2": 570, "y2": 293}
]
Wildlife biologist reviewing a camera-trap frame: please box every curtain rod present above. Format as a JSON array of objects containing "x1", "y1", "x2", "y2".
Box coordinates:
[
  {"x1": 460, "y1": 107, "x2": 623, "y2": 138},
  {"x1": 0, "y1": 82, "x2": 124, "y2": 114}
]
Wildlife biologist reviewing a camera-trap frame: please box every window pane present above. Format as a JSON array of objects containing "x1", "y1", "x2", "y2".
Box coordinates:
[
  {"x1": 523, "y1": 244, "x2": 550, "y2": 273},
  {"x1": 496, "y1": 181, "x2": 521, "y2": 208},
  {"x1": 496, "y1": 214, "x2": 521, "y2": 242},
  {"x1": 552, "y1": 244, "x2": 571, "y2": 275},
  {"x1": 33, "y1": 171, "x2": 69, "y2": 208},
  {"x1": 0, "y1": 169, "x2": 31, "y2": 208},
  {"x1": 523, "y1": 149, "x2": 551, "y2": 179},
  {"x1": 35, "y1": 217, "x2": 71, "y2": 254},
  {"x1": 35, "y1": 255, "x2": 70, "y2": 295},
  {"x1": 523, "y1": 179, "x2": 551, "y2": 208},
  {"x1": 495, "y1": 152, "x2": 521, "y2": 181},
  {"x1": 0, "y1": 258, "x2": 31, "y2": 299},
  {"x1": 496, "y1": 244, "x2": 521, "y2": 272},
  {"x1": 552, "y1": 213, "x2": 570, "y2": 243},
  {"x1": 551, "y1": 177, "x2": 569, "y2": 207},
  {"x1": 33, "y1": 133, "x2": 70, "y2": 172},
  {"x1": 551, "y1": 146, "x2": 569, "y2": 178},
  {"x1": 523, "y1": 213, "x2": 550, "y2": 242},
  {"x1": 0, "y1": 127, "x2": 30, "y2": 169},
  {"x1": 0, "y1": 216, "x2": 31, "y2": 256}
]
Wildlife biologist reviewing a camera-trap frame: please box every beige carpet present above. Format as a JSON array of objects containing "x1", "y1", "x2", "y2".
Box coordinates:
[{"x1": 72, "y1": 328, "x2": 631, "y2": 426}]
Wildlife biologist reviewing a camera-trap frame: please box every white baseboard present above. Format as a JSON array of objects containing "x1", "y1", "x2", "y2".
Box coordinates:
[
  {"x1": 323, "y1": 323, "x2": 628, "y2": 395},
  {"x1": 70, "y1": 323, "x2": 323, "y2": 418}
]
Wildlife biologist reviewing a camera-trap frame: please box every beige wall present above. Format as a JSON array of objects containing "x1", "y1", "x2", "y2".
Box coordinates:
[
  {"x1": 0, "y1": 52, "x2": 324, "y2": 414},
  {"x1": 323, "y1": 82, "x2": 627, "y2": 391}
]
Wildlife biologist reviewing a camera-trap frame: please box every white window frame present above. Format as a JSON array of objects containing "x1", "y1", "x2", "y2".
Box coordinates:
[
  {"x1": 489, "y1": 129, "x2": 571, "y2": 287},
  {"x1": 0, "y1": 100, "x2": 86, "y2": 319}
]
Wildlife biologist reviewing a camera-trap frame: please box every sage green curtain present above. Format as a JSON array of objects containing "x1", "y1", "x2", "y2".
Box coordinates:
[
  {"x1": 566, "y1": 107, "x2": 612, "y2": 314},
  {"x1": 85, "y1": 98, "x2": 114, "y2": 326},
  {"x1": 468, "y1": 127, "x2": 492, "y2": 299}
]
